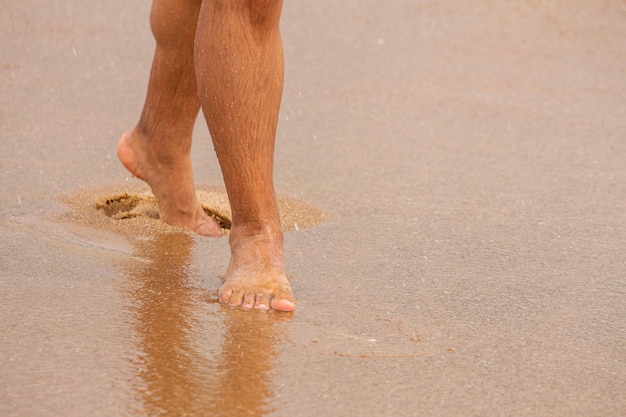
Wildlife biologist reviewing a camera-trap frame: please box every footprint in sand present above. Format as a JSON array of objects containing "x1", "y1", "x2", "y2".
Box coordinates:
[
  {"x1": 96, "y1": 191, "x2": 233, "y2": 230},
  {"x1": 60, "y1": 185, "x2": 325, "y2": 237}
]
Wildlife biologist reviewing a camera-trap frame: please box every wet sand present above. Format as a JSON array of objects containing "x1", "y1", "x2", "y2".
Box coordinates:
[
  {"x1": 2, "y1": 1, "x2": 625, "y2": 416},
  {"x1": 60, "y1": 184, "x2": 325, "y2": 237}
]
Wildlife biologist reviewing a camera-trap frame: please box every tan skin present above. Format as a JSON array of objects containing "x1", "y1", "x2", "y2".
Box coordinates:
[{"x1": 118, "y1": 0, "x2": 295, "y2": 312}]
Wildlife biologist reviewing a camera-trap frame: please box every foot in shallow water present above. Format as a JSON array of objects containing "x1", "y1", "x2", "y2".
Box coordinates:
[
  {"x1": 117, "y1": 129, "x2": 222, "y2": 237},
  {"x1": 219, "y1": 227, "x2": 296, "y2": 312}
]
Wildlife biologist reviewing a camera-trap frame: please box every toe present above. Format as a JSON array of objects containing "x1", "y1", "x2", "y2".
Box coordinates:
[
  {"x1": 254, "y1": 292, "x2": 271, "y2": 311},
  {"x1": 228, "y1": 289, "x2": 245, "y2": 306},
  {"x1": 218, "y1": 288, "x2": 233, "y2": 304},
  {"x1": 196, "y1": 216, "x2": 223, "y2": 238},
  {"x1": 271, "y1": 298, "x2": 296, "y2": 312},
  {"x1": 270, "y1": 291, "x2": 296, "y2": 312},
  {"x1": 242, "y1": 291, "x2": 256, "y2": 309}
]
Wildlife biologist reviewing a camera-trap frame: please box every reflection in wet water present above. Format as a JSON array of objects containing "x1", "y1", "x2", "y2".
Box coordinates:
[{"x1": 117, "y1": 232, "x2": 289, "y2": 416}]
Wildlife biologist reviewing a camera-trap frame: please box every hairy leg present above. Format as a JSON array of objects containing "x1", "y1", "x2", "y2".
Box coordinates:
[
  {"x1": 118, "y1": 0, "x2": 222, "y2": 237},
  {"x1": 195, "y1": 0, "x2": 295, "y2": 311}
]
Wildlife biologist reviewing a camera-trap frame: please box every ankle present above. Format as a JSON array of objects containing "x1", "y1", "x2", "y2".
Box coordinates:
[
  {"x1": 229, "y1": 222, "x2": 283, "y2": 248},
  {"x1": 132, "y1": 125, "x2": 192, "y2": 166}
]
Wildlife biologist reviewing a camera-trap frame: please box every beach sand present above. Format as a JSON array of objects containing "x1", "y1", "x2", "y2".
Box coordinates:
[{"x1": 1, "y1": 1, "x2": 625, "y2": 416}]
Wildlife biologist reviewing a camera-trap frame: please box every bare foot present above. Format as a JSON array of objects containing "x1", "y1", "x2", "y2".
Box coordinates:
[
  {"x1": 219, "y1": 227, "x2": 296, "y2": 312},
  {"x1": 117, "y1": 129, "x2": 222, "y2": 237}
]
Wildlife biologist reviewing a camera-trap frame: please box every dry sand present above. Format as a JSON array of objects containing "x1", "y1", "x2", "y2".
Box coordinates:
[{"x1": 1, "y1": 1, "x2": 625, "y2": 416}]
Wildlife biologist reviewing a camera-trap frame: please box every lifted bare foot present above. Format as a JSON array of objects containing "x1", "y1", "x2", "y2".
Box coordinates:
[
  {"x1": 117, "y1": 129, "x2": 222, "y2": 237},
  {"x1": 219, "y1": 227, "x2": 296, "y2": 312}
]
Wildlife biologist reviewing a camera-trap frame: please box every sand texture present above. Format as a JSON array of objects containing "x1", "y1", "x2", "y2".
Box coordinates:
[{"x1": 1, "y1": 1, "x2": 625, "y2": 416}]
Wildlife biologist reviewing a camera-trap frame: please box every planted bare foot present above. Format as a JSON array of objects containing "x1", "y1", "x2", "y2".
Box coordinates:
[
  {"x1": 219, "y1": 227, "x2": 296, "y2": 312},
  {"x1": 117, "y1": 129, "x2": 222, "y2": 237}
]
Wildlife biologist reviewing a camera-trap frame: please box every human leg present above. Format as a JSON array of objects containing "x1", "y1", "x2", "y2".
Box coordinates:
[
  {"x1": 195, "y1": 0, "x2": 295, "y2": 311},
  {"x1": 118, "y1": 0, "x2": 222, "y2": 237}
]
